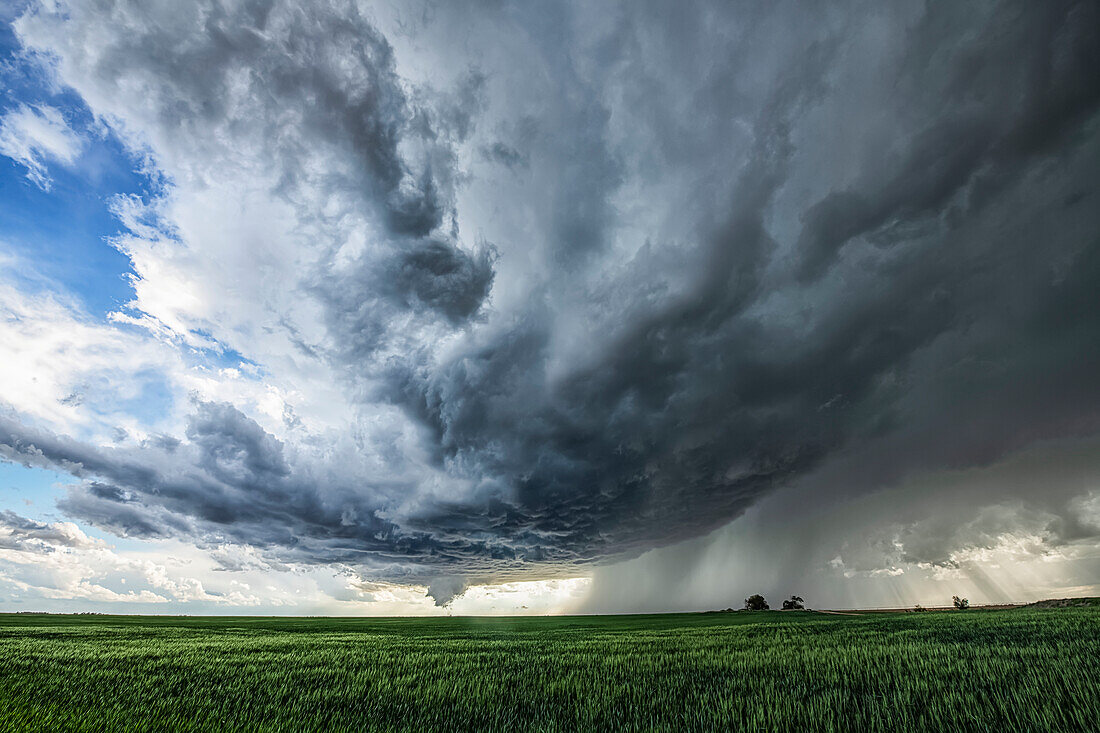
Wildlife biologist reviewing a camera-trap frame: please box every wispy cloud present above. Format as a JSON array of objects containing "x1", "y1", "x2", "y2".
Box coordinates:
[{"x1": 0, "y1": 103, "x2": 82, "y2": 189}]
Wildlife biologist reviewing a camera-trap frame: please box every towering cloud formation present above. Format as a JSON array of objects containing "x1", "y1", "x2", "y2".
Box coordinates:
[{"x1": 3, "y1": 0, "x2": 1099, "y2": 603}]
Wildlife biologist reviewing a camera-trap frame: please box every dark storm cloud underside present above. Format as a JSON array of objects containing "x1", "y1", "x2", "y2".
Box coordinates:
[
  {"x1": 385, "y1": 0, "x2": 1100, "y2": 564},
  {"x1": 4, "y1": 0, "x2": 1100, "y2": 598}
]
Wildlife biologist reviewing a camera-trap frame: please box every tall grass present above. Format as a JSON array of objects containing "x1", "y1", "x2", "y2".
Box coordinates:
[{"x1": 1, "y1": 608, "x2": 1097, "y2": 731}]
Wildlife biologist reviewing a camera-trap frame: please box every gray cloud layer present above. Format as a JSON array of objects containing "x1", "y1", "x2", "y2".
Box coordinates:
[
  {"x1": 5, "y1": 0, "x2": 1099, "y2": 602},
  {"x1": 582, "y1": 434, "x2": 1100, "y2": 612},
  {"x1": 0, "y1": 509, "x2": 98, "y2": 551}
]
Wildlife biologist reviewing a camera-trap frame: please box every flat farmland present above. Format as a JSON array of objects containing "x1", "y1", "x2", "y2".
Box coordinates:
[{"x1": 1, "y1": 608, "x2": 1098, "y2": 732}]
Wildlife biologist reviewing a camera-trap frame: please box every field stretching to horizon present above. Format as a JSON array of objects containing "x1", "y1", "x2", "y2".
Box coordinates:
[{"x1": 2, "y1": 607, "x2": 1098, "y2": 732}]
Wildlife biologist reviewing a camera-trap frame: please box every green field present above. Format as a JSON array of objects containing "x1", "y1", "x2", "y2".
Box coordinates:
[{"x1": 2, "y1": 608, "x2": 1098, "y2": 731}]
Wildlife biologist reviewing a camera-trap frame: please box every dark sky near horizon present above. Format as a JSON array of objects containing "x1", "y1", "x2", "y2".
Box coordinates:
[{"x1": 1, "y1": 0, "x2": 1098, "y2": 610}]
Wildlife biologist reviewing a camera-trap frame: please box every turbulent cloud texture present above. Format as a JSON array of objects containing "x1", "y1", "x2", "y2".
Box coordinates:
[{"x1": 2, "y1": 0, "x2": 1099, "y2": 604}]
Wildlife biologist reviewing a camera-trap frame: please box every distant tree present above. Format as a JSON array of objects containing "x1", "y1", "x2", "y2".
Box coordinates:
[
  {"x1": 912, "y1": 604, "x2": 926, "y2": 613},
  {"x1": 781, "y1": 595, "x2": 805, "y2": 610},
  {"x1": 744, "y1": 594, "x2": 769, "y2": 611},
  {"x1": 953, "y1": 595, "x2": 969, "y2": 610}
]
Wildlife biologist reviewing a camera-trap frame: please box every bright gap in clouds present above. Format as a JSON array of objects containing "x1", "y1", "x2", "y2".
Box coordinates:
[{"x1": 0, "y1": 462, "x2": 68, "y2": 522}]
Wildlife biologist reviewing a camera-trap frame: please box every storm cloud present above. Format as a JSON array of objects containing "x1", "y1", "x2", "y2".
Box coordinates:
[{"x1": 3, "y1": 0, "x2": 1099, "y2": 604}]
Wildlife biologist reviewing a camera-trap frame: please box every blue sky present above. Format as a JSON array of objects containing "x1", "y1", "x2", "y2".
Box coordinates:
[
  {"x1": 0, "y1": 460, "x2": 68, "y2": 521},
  {"x1": 0, "y1": 15, "x2": 149, "y2": 317}
]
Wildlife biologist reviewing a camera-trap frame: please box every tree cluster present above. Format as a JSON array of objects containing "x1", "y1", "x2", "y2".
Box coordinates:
[{"x1": 742, "y1": 594, "x2": 805, "y2": 611}]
